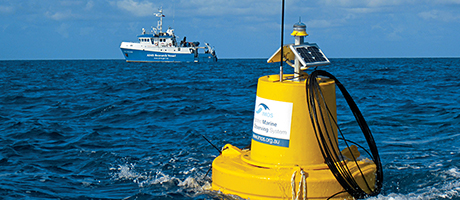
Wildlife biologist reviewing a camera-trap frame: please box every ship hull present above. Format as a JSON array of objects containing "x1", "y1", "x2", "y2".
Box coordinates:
[{"x1": 120, "y1": 48, "x2": 217, "y2": 63}]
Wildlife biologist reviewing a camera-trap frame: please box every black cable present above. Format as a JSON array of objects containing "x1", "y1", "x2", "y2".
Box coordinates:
[
  {"x1": 327, "y1": 190, "x2": 347, "y2": 200},
  {"x1": 202, "y1": 135, "x2": 221, "y2": 154},
  {"x1": 306, "y1": 70, "x2": 383, "y2": 198},
  {"x1": 201, "y1": 135, "x2": 221, "y2": 179}
]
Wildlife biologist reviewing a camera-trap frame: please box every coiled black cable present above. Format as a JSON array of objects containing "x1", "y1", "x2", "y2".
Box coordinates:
[{"x1": 306, "y1": 70, "x2": 383, "y2": 199}]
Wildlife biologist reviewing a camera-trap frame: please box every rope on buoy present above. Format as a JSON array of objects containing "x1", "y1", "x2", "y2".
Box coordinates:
[
  {"x1": 291, "y1": 171, "x2": 296, "y2": 200},
  {"x1": 301, "y1": 170, "x2": 306, "y2": 200},
  {"x1": 291, "y1": 169, "x2": 307, "y2": 200}
]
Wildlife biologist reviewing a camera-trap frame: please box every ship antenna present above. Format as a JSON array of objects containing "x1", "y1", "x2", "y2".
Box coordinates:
[
  {"x1": 173, "y1": 1, "x2": 176, "y2": 29},
  {"x1": 279, "y1": 0, "x2": 285, "y2": 82}
]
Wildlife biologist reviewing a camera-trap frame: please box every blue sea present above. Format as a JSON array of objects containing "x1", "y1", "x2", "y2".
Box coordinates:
[{"x1": 1, "y1": 58, "x2": 459, "y2": 199}]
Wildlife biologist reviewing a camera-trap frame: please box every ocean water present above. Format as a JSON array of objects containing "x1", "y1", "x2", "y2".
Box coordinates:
[{"x1": 0, "y1": 58, "x2": 459, "y2": 199}]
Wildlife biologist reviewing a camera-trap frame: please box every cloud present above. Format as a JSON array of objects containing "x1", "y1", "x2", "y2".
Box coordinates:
[
  {"x1": 80, "y1": 26, "x2": 94, "y2": 36},
  {"x1": 306, "y1": 19, "x2": 337, "y2": 28},
  {"x1": 0, "y1": 5, "x2": 14, "y2": 14},
  {"x1": 418, "y1": 10, "x2": 460, "y2": 22},
  {"x1": 434, "y1": 0, "x2": 460, "y2": 4},
  {"x1": 385, "y1": 25, "x2": 405, "y2": 41},
  {"x1": 321, "y1": 0, "x2": 413, "y2": 8},
  {"x1": 113, "y1": 0, "x2": 156, "y2": 17},
  {"x1": 85, "y1": 0, "x2": 94, "y2": 11},
  {"x1": 56, "y1": 23, "x2": 70, "y2": 38},
  {"x1": 170, "y1": 0, "x2": 279, "y2": 17},
  {"x1": 45, "y1": 11, "x2": 74, "y2": 21},
  {"x1": 345, "y1": 7, "x2": 381, "y2": 14},
  {"x1": 43, "y1": 1, "x2": 97, "y2": 21}
]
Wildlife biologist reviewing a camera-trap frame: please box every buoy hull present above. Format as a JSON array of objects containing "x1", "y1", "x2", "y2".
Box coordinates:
[
  {"x1": 211, "y1": 144, "x2": 377, "y2": 200},
  {"x1": 211, "y1": 74, "x2": 378, "y2": 199}
]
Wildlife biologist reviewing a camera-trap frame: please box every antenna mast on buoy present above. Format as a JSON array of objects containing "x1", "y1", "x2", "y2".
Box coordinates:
[{"x1": 279, "y1": 0, "x2": 285, "y2": 82}]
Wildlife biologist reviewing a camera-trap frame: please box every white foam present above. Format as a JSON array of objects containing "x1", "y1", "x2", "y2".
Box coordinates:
[
  {"x1": 369, "y1": 167, "x2": 460, "y2": 200},
  {"x1": 178, "y1": 177, "x2": 200, "y2": 188},
  {"x1": 447, "y1": 167, "x2": 460, "y2": 178},
  {"x1": 112, "y1": 163, "x2": 147, "y2": 181},
  {"x1": 111, "y1": 163, "x2": 211, "y2": 193}
]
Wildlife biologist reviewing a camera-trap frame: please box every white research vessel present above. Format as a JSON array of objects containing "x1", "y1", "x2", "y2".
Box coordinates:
[{"x1": 120, "y1": 8, "x2": 217, "y2": 63}]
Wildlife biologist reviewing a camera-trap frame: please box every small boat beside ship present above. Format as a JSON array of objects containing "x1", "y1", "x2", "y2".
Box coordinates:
[{"x1": 120, "y1": 8, "x2": 217, "y2": 63}]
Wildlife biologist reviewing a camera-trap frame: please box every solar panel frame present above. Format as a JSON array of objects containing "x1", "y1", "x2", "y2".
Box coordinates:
[{"x1": 289, "y1": 43, "x2": 330, "y2": 69}]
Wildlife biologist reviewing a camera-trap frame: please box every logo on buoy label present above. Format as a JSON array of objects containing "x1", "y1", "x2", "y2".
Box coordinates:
[{"x1": 252, "y1": 96, "x2": 293, "y2": 147}]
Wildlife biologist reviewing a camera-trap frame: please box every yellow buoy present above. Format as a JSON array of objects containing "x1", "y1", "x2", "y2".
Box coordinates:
[
  {"x1": 211, "y1": 75, "x2": 378, "y2": 199},
  {"x1": 210, "y1": 19, "x2": 382, "y2": 200}
]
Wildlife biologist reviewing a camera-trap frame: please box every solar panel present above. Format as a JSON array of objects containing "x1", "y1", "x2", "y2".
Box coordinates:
[{"x1": 289, "y1": 44, "x2": 330, "y2": 69}]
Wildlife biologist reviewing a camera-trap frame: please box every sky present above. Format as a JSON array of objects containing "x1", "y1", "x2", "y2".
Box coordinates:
[{"x1": 0, "y1": 0, "x2": 459, "y2": 60}]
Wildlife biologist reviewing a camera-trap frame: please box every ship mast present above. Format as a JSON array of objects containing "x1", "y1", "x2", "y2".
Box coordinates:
[{"x1": 154, "y1": 8, "x2": 164, "y2": 34}]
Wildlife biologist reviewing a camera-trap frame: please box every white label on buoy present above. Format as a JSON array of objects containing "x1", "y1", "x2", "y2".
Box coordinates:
[{"x1": 252, "y1": 96, "x2": 293, "y2": 147}]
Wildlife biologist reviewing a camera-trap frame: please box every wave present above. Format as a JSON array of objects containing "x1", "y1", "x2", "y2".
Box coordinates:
[
  {"x1": 110, "y1": 163, "x2": 214, "y2": 199},
  {"x1": 369, "y1": 167, "x2": 460, "y2": 199}
]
